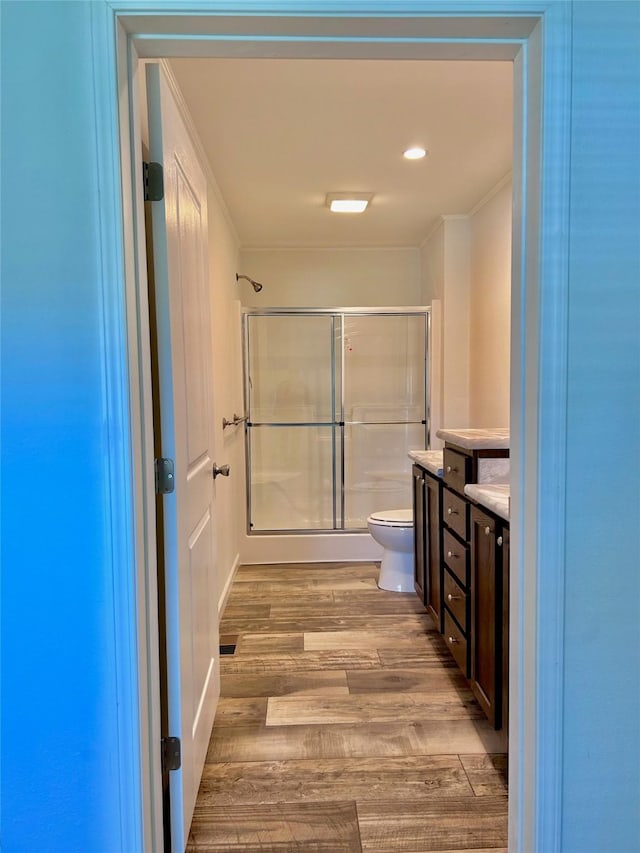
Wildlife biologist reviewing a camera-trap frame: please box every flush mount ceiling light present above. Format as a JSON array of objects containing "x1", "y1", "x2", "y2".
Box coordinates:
[
  {"x1": 403, "y1": 147, "x2": 427, "y2": 160},
  {"x1": 326, "y1": 192, "x2": 373, "y2": 213}
]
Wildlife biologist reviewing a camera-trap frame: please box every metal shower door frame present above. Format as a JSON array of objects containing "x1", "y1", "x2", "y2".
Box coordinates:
[{"x1": 242, "y1": 306, "x2": 430, "y2": 535}]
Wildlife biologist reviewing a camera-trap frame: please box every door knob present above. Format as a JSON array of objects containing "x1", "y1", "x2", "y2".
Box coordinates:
[{"x1": 212, "y1": 462, "x2": 230, "y2": 479}]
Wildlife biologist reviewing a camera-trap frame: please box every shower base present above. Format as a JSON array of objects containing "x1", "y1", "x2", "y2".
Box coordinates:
[{"x1": 240, "y1": 531, "x2": 383, "y2": 566}]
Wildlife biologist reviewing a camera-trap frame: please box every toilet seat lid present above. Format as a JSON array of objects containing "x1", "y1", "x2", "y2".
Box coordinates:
[{"x1": 368, "y1": 508, "x2": 413, "y2": 526}]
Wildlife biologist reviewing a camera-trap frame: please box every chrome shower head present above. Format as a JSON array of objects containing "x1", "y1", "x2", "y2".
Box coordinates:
[{"x1": 236, "y1": 273, "x2": 263, "y2": 293}]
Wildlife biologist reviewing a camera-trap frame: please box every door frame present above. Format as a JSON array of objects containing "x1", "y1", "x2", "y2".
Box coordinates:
[{"x1": 91, "y1": 3, "x2": 571, "y2": 850}]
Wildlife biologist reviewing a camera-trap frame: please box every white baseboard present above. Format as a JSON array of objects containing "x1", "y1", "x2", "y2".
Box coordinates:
[
  {"x1": 218, "y1": 552, "x2": 240, "y2": 617},
  {"x1": 240, "y1": 532, "x2": 383, "y2": 565}
]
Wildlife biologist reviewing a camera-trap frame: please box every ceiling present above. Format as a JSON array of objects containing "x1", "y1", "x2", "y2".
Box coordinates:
[{"x1": 168, "y1": 58, "x2": 513, "y2": 249}]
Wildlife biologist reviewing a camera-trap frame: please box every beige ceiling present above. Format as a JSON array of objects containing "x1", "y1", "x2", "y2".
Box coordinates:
[{"x1": 169, "y1": 58, "x2": 513, "y2": 249}]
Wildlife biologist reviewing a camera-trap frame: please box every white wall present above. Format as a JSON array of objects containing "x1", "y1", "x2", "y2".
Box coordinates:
[
  {"x1": 420, "y1": 178, "x2": 512, "y2": 436},
  {"x1": 420, "y1": 225, "x2": 445, "y2": 447},
  {"x1": 420, "y1": 216, "x2": 471, "y2": 434},
  {"x1": 469, "y1": 178, "x2": 512, "y2": 426},
  {"x1": 421, "y1": 221, "x2": 444, "y2": 305},
  {"x1": 442, "y1": 216, "x2": 472, "y2": 428},
  {"x1": 238, "y1": 247, "x2": 422, "y2": 307}
]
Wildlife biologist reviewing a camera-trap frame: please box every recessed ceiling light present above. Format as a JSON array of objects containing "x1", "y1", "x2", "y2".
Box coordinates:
[
  {"x1": 326, "y1": 192, "x2": 373, "y2": 213},
  {"x1": 403, "y1": 147, "x2": 427, "y2": 160}
]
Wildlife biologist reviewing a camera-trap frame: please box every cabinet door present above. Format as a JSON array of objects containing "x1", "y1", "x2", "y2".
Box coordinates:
[
  {"x1": 424, "y1": 473, "x2": 442, "y2": 629},
  {"x1": 501, "y1": 526, "x2": 510, "y2": 734},
  {"x1": 470, "y1": 506, "x2": 502, "y2": 728},
  {"x1": 412, "y1": 466, "x2": 426, "y2": 603}
]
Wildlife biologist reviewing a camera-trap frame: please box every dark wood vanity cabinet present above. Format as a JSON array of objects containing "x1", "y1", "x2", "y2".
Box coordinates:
[
  {"x1": 412, "y1": 464, "x2": 442, "y2": 629},
  {"x1": 470, "y1": 506, "x2": 500, "y2": 726},
  {"x1": 425, "y1": 474, "x2": 442, "y2": 627},
  {"x1": 469, "y1": 504, "x2": 509, "y2": 730},
  {"x1": 441, "y1": 486, "x2": 470, "y2": 675},
  {"x1": 501, "y1": 526, "x2": 510, "y2": 734},
  {"x1": 412, "y1": 465, "x2": 426, "y2": 602},
  {"x1": 413, "y1": 440, "x2": 510, "y2": 731},
  {"x1": 438, "y1": 438, "x2": 510, "y2": 730}
]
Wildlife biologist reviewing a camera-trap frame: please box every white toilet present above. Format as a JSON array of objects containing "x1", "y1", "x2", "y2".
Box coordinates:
[{"x1": 367, "y1": 508, "x2": 415, "y2": 592}]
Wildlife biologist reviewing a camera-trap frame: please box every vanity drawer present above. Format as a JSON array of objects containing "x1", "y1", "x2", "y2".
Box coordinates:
[
  {"x1": 443, "y1": 568, "x2": 467, "y2": 631},
  {"x1": 442, "y1": 487, "x2": 468, "y2": 541},
  {"x1": 444, "y1": 448, "x2": 471, "y2": 493},
  {"x1": 443, "y1": 527, "x2": 469, "y2": 586},
  {"x1": 444, "y1": 609, "x2": 468, "y2": 675}
]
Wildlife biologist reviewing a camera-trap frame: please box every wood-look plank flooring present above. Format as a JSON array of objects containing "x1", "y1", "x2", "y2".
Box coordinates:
[{"x1": 187, "y1": 562, "x2": 508, "y2": 853}]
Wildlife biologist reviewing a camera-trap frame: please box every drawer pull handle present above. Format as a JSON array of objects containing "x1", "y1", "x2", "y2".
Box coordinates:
[
  {"x1": 448, "y1": 635, "x2": 459, "y2": 645},
  {"x1": 497, "y1": 535, "x2": 503, "y2": 546},
  {"x1": 447, "y1": 550, "x2": 457, "y2": 559},
  {"x1": 484, "y1": 525, "x2": 491, "y2": 535},
  {"x1": 446, "y1": 465, "x2": 458, "y2": 474},
  {"x1": 447, "y1": 507, "x2": 458, "y2": 516},
  {"x1": 447, "y1": 593, "x2": 460, "y2": 602}
]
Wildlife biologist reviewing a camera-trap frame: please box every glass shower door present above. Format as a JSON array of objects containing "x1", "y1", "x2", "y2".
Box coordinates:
[
  {"x1": 342, "y1": 314, "x2": 427, "y2": 528},
  {"x1": 245, "y1": 313, "x2": 339, "y2": 531}
]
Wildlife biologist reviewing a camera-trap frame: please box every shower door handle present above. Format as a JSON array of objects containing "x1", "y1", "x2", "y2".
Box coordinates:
[{"x1": 212, "y1": 462, "x2": 230, "y2": 479}]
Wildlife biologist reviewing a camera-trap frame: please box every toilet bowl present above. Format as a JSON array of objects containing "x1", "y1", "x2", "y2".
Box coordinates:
[{"x1": 367, "y1": 509, "x2": 414, "y2": 592}]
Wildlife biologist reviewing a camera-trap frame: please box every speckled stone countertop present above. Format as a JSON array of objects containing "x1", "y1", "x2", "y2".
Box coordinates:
[
  {"x1": 408, "y1": 450, "x2": 444, "y2": 478},
  {"x1": 464, "y1": 483, "x2": 510, "y2": 521},
  {"x1": 436, "y1": 428, "x2": 510, "y2": 450}
]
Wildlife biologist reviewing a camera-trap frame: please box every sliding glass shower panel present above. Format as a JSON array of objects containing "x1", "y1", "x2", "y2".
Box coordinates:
[
  {"x1": 247, "y1": 314, "x2": 335, "y2": 423},
  {"x1": 341, "y1": 314, "x2": 426, "y2": 529},
  {"x1": 344, "y1": 422, "x2": 425, "y2": 528},
  {"x1": 249, "y1": 425, "x2": 335, "y2": 530},
  {"x1": 246, "y1": 313, "x2": 339, "y2": 531},
  {"x1": 343, "y1": 315, "x2": 426, "y2": 423},
  {"x1": 244, "y1": 309, "x2": 428, "y2": 534}
]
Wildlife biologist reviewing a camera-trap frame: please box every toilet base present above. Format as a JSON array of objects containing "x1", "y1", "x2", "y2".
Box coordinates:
[{"x1": 377, "y1": 548, "x2": 415, "y2": 593}]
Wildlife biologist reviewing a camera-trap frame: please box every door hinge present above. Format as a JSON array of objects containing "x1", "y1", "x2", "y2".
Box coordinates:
[
  {"x1": 143, "y1": 161, "x2": 164, "y2": 201},
  {"x1": 155, "y1": 457, "x2": 175, "y2": 494},
  {"x1": 161, "y1": 736, "x2": 181, "y2": 773}
]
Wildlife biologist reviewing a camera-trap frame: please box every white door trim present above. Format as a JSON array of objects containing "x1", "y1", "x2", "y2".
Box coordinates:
[{"x1": 94, "y1": 4, "x2": 571, "y2": 850}]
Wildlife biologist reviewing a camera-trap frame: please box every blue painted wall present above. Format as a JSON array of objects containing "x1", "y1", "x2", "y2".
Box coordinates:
[
  {"x1": 563, "y1": 2, "x2": 640, "y2": 851},
  {"x1": 1, "y1": 1, "x2": 638, "y2": 851},
  {"x1": 1, "y1": 2, "x2": 124, "y2": 851}
]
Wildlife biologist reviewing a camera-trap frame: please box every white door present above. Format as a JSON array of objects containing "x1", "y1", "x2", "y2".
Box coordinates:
[{"x1": 146, "y1": 62, "x2": 220, "y2": 852}]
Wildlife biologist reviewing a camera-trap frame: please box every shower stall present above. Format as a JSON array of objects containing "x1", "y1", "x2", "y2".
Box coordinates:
[{"x1": 243, "y1": 308, "x2": 429, "y2": 534}]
